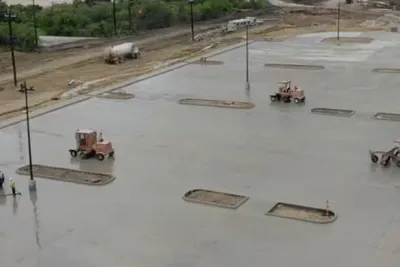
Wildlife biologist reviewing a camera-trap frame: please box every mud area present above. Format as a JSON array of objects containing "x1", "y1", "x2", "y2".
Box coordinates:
[
  {"x1": 178, "y1": 98, "x2": 255, "y2": 109},
  {"x1": 266, "y1": 202, "x2": 336, "y2": 223},
  {"x1": 16, "y1": 164, "x2": 115, "y2": 185},
  {"x1": 321, "y1": 37, "x2": 374, "y2": 43},
  {"x1": 183, "y1": 189, "x2": 249, "y2": 209},
  {"x1": 372, "y1": 68, "x2": 400, "y2": 73},
  {"x1": 374, "y1": 112, "x2": 400, "y2": 121},
  {"x1": 96, "y1": 91, "x2": 135, "y2": 99},
  {"x1": 264, "y1": 63, "x2": 325, "y2": 70},
  {"x1": 311, "y1": 108, "x2": 355, "y2": 117}
]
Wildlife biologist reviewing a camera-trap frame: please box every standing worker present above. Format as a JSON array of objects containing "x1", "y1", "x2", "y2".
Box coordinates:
[
  {"x1": 0, "y1": 170, "x2": 4, "y2": 189},
  {"x1": 9, "y1": 178, "x2": 16, "y2": 197}
]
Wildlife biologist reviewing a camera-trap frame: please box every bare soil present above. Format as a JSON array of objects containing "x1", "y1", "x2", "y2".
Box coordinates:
[
  {"x1": 311, "y1": 108, "x2": 355, "y2": 117},
  {"x1": 264, "y1": 63, "x2": 325, "y2": 70},
  {"x1": 268, "y1": 203, "x2": 333, "y2": 222},
  {"x1": 96, "y1": 92, "x2": 135, "y2": 99},
  {"x1": 374, "y1": 112, "x2": 400, "y2": 121},
  {"x1": 372, "y1": 68, "x2": 400, "y2": 73},
  {"x1": 192, "y1": 59, "x2": 225, "y2": 65},
  {"x1": 321, "y1": 36, "x2": 374, "y2": 43},
  {"x1": 185, "y1": 189, "x2": 247, "y2": 207},
  {"x1": 179, "y1": 98, "x2": 255, "y2": 109},
  {"x1": 17, "y1": 164, "x2": 114, "y2": 185}
]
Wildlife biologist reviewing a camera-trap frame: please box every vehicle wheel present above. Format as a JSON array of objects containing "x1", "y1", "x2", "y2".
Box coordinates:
[
  {"x1": 70, "y1": 150, "x2": 77, "y2": 157},
  {"x1": 109, "y1": 151, "x2": 114, "y2": 157},
  {"x1": 96, "y1": 154, "x2": 105, "y2": 161},
  {"x1": 294, "y1": 98, "x2": 300, "y2": 104},
  {"x1": 270, "y1": 96, "x2": 276, "y2": 102},
  {"x1": 371, "y1": 153, "x2": 379, "y2": 163},
  {"x1": 276, "y1": 94, "x2": 281, "y2": 101},
  {"x1": 382, "y1": 157, "x2": 390, "y2": 167},
  {"x1": 302, "y1": 97, "x2": 306, "y2": 103}
]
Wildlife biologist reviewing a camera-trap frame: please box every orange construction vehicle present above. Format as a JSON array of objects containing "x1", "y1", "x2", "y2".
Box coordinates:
[
  {"x1": 69, "y1": 129, "x2": 114, "y2": 161},
  {"x1": 270, "y1": 80, "x2": 306, "y2": 104}
]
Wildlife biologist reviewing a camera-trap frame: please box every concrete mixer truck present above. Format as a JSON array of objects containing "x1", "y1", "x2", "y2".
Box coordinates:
[{"x1": 103, "y1": 42, "x2": 140, "y2": 64}]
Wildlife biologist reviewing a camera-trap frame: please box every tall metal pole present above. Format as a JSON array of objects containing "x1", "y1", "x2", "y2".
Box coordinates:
[
  {"x1": 23, "y1": 81, "x2": 36, "y2": 191},
  {"x1": 246, "y1": 25, "x2": 249, "y2": 83},
  {"x1": 113, "y1": 0, "x2": 117, "y2": 35},
  {"x1": 337, "y1": 0, "x2": 340, "y2": 45},
  {"x1": 189, "y1": 0, "x2": 194, "y2": 41},
  {"x1": 245, "y1": 25, "x2": 250, "y2": 95},
  {"x1": 32, "y1": 0, "x2": 39, "y2": 50},
  {"x1": 128, "y1": 0, "x2": 133, "y2": 33},
  {"x1": 6, "y1": 8, "x2": 17, "y2": 87}
]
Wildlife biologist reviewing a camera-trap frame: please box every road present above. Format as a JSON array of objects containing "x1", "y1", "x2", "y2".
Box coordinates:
[{"x1": 0, "y1": 31, "x2": 400, "y2": 266}]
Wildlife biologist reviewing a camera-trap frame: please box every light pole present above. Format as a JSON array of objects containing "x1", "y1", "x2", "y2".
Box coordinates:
[
  {"x1": 20, "y1": 81, "x2": 36, "y2": 191},
  {"x1": 337, "y1": 0, "x2": 340, "y2": 45},
  {"x1": 32, "y1": 0, "x2": 39, "y2": 50},
  {"x1": 189, "y1": 0, "x2": 194, "y2": 41},
  {"x1": 128, "y1": 0, "x2": 133, "y2": 33},
  {"x1": 5, "y1": 8, "x2": 17, "y2": 87},
  {"x1": 245, "y1": 25, "x2": 250, "y2": 95},
  {"x1": 113, "y1": 0, "x2": 117, "y2": 35}
]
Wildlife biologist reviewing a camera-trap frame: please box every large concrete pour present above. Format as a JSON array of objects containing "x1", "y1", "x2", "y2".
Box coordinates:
[{"x1": 1, "y1": 31, "x2": 400, "y2": 267}]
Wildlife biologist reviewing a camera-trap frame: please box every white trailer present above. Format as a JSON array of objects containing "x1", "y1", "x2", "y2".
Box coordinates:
[
  {"x1": 103, "y1": 42, "x2": 140, "y2": 64},
  {"x1": 225, "y1": 17, "x2": 257, "y2": 33}
]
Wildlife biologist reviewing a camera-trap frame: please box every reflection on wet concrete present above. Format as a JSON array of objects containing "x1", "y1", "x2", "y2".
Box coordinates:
[
  {"x1": 69, "y1": 157, "x2": 115, "y2": 174},
  {"x1": 12, "y1": 196, "x2": 18, "y2": 216},
  {"x1": 0, "y1": 188, "x2": 7, "y2": 206},
  {"x1": 29, "y1": 190, "x2": 41, "y2": 249}
]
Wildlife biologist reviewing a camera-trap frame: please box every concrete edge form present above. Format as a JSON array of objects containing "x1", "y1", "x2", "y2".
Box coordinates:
[
  {"x1": 182, "y1": 189, "x2": 250, "y2": 209},
  {"x1": 0, "y1": 41, "x2": 256, "y2": 130},
  {"x1": 264, "y1": 63, "x2": 325, "y2": 70},
  {"x1": 178, "y1": 98, "x2": 255, "y2": 109},
  {"x1": 311, "y1": 108, "x2": 355, "y2": 117},
  {"x1": 265, "y1": 202, "x2": 337, "y2": 224},
  {"x1": 16, "y1": 164, "x2": 115, "y2": 186}
]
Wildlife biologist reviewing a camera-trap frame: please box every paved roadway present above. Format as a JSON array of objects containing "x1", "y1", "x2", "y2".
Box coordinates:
[{"x1": 1, "y1": 31, "x2": 400, "y2": 267}]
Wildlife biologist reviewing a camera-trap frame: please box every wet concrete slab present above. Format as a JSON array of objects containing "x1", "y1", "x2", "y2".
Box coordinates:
[{"x1": 1, "y1": 32, "x2": 400, "y2": 266}]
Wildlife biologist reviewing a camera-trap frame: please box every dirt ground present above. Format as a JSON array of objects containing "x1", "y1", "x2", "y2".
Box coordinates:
[
  {"x1": 186, "y1": 190, "x2": 247, "y2": 206},
  {"x1": 0, "y1": 7, "x2": 388, "y2": 121},
  {"x1": 269, "y1": 203, "x2": 331, "y2": 222},
  {"x1": 17, "y1": 164, "x2": 115, "y2": 185}
]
